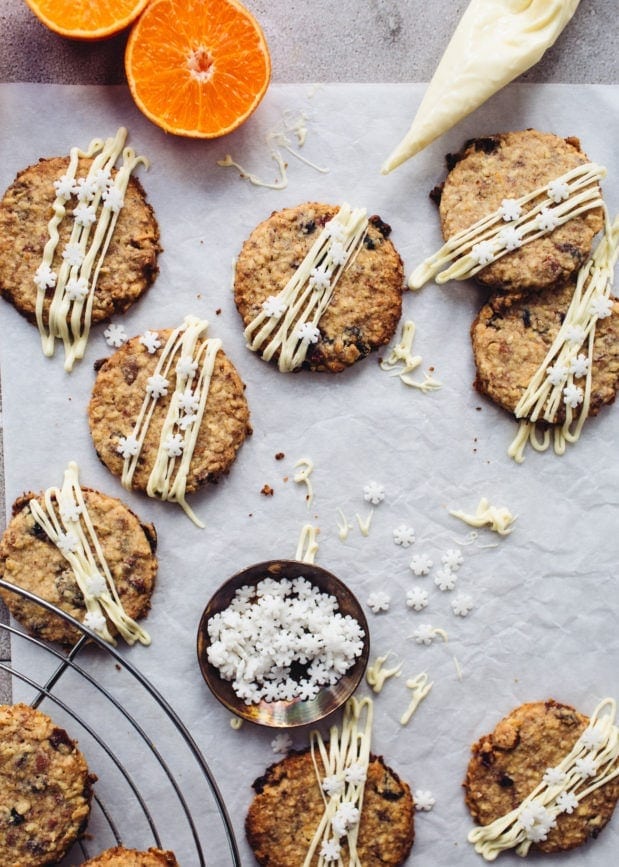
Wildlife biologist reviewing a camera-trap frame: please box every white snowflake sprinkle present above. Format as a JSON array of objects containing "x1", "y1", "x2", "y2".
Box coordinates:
[
  {"x1": 556, "y1": 791, "x2": 579, "y2": 814},
  {"x1": 74, "y1": 177, "x2": 96, "y2": 202},
  {"x1": 73, "y1": 202, "x2": 97, "y2": 227},
  {"x1": 500, "y1": 198, "x2": 523, "y2": 222},
  {"x1": 343, "y1": 762, "x2": 367, "y2": 785},
  {"x1": 271, "y1": 733, "x2": 293, "y2": 754},
  {"x1": 409, "y1": 553, "x2": 433, "y2": 576},
  {"x1": 363, "y1": 481, "x2": 385, "y2": 505},
  {"x1": 367, "y1": 591, "x2": 391, "y2": 613},
  {"x1": 92, "y1": 168, "x2": 111, "y2": 192},
  {"x1": 329, "y1": 240, "x2": 348, "y2": 266},
  {"x1": 104, "y1": 323, "x2": 128, "y2": 348},
  {"x1": 322, "y1": 774, "x2": 345, "y2": 796},
  {"x1": 565, "y1": 324, "x2": 587, "y2": 345},
  {"x1": 414, "y1": 790, "x2": 435, "y2": 811},
  {"x1": 117, "y1": 435, "x2": 140, "y2": 459},
  {"x1": 53, "y1": 173, "x2": 75, "y2": 199},
  {"x1": 441, "y1": 548, "x2": 463, "y2": 571},
  {"x1": 325, "y1": 219, "x2": 346, "y2": 241},
  {"x1": 413, "y1": 623, "x2": 437, "y2": 645},
  {"x1": 569, "y1": 353, "x2": 590, "y2": 379},
  {"x1": 546, "y1": 362, "x2": 569, "y2": 386},
  {"x1": 140, "y1": 330, "x2": 162, "y2": 354},
  {"x1": 518, "y1": 804, "x2": 556, "y2": 842},
  {"x1": 470, "y1": 239, "x2": 495, "y2": 266},
  {"x1": 547, "y1": 179, "x2": 570, "y2": 203},
  {"x1": 580, "y1": 722, "x2": 606, "y2": 750},
  {"x1": 589, "y1": 295, "x2": 613, "y2": 319},
  {"x1": 176, "y1": 355, "x2": 198, "y2": 378},
  {"x1": 393, "y1": 524, "x2": 415, "y2": 547},
  {"x1": 83, "y1": 610, "x2": 107, "y2": 632},
  {"x1": 536, "y1": 207, "x2": 559, "y2": 232},
  {"x1": 295, "y1": 321, "x2": 320, "y2": 343},
  {"x1": 163, "y1": 433, "x2": 185, "y2": 457},
  {"x1": 262, "y1": 295, "x2": 287, "y2": 318},
  {"x1": 319, "y1": 839, "x2": 341, "y2": 862},
  {"x1": 59, "y1": 500, "x2": 82, "y2": 523},
  {"x1": 83, "y1": 573, "x2": 107, "y2": 599},
  {"x1": 563, "y1": 382, "x2": 584, "y2": 409},
  {"x1": 498, "y1": 225, "x2": 522, "y2": 251},
  {"x1": 177, "y1": 388, "x2": 200, "y2": 414},
  {"x1": 332, "y1": 803, "x2": 360, "y2": 836},
  {"x1": 308, "y1": 264, "x2": 331, "y2": 291},
  {"x1": 65, "y1": 276, "x2": 89, "y2": 301},
  {"x1": 434, "y1": 569, "x2": 457, "y2": 591},
  {"x1": 178, "y1": 413, "x2": 198, "y2": 431},
  {"x1": 451, "y1": 593, "x2": 474, "y2": 617},
  {"x1": 56, "y1": 531, "x2": 79, "y2": 554},
  {"x1": 145, "y1": 373, "x2": 169, "y2": 399},
  {"x1": 542, "y1": 766, "x2": 567, "y2": 787},
  {"x1": 61, "y1": 242, "x2": 84, "y2": 268},
  {"x1": 406, "y1": 587, "x2": 429, "y2": 611},
  {"x1": 33, "y1": 263, "x2": 57, "y2": 290},
  {"x1": 574, "y1": 755, "x2": 597, "y2": 779},
  {"x1": 102, "y1": 185, "x2": 124, "y2": 212}
]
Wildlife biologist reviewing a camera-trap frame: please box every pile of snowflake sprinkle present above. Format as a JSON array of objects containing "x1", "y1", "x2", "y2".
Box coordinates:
[{"x1": 206, "y1": 576, "x2": 365, "y2": 704}]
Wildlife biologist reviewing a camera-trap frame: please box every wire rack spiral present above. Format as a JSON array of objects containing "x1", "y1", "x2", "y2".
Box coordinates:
[{"x1": 0, "y1": 579, "x2": 241, "y2": 866}]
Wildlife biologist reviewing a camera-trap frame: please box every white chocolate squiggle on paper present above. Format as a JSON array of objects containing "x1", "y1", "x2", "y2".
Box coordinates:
[
  {"x1": 469, "y1": 698, "x2": 619, "y2": 860},
  {"x1": 35, "y1": 128, "x2": 147, "y2": 371},
  {"x1": 29, "y1": 462, "x2": 150, "y2": 646},
  {"x1": 409, "y1": 163, "x2": 606, "y2": 290},
  {"x1": 449, "y1": 498, "x2": 516, "y2": 536},
  {"x1": 380, "y1": 319, "x2": 441, "y2": 392},
  {"x1": 400, "y1": 672, "x2": 433, "y2": 726}
]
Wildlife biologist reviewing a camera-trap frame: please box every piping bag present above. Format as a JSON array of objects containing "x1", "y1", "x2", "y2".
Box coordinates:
[{"x1": 381, "y1": 0, "x2": 581, "y2": 174}]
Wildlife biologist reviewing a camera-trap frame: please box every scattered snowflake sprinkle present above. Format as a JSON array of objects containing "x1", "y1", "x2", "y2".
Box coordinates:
[
  {"x1": 546, "y1": 362, "x2": 569, "y2": 386},
  {"x1": 434, "y1": 569, "x2": 457, "y2": 591},
  {"x1": 62, "y1": 242, "x2": 85, "y2": 268},
  {"x1": 271, "y1": 733, "x2": 293, "y2": 754},
  {"x1": 59, "y1": 500, "x2": 82, "y2": 523},
  {"x1": 146, "y1": 373, "x2": 169, "y2": 399},
  {"x1": 176, "y1": 355, "x2": 198, "y2": 378},
  {"x1": 117, "y1": 435, "x2": 140, "y2": 459},
  {"x1": 65, "y1": 276, "x2": 89, "y2": 301},
  {"x1": 163, "y1": 433, "x2": 185, "y2": 457},
  {"x1": 536, "y1": 207, "x2": 559, "y2": 232},
  {"x1": 102, "y1": 185, "x2": 124, "y2": 212},
  {"x1": 414, "y1": 790, "x2": 435, "y2": 811},
  {"x1": 262, "y1": 295, "x2": 287, "y2": 318},
  {"x1": 83, "y1": 610, "x2": 107, "y2": 632},
  {"x1": 556, "y1": 791, "x2": 579, "y2": 814},
  {"x1": 542, "y1": 766, "x2": 567, "y2": 787},
  {"x1": 569, "y1": 353, "x2": 590, "y2": 378},
  {"x1": 343, "y1": 762, "x2": 367, "y2": 785},
  {"x1": 500, "y1": 198, "x2": 523, "y2": 222},
  {"x1": 409, "y1": 553, "x2": 433, "y2": 576},
  {"x1": 441, "y1": 548, "x2": 463, "y2": 571},
  {"x1": 295, "y1": 321, "x2": 320, "y2": 343},
  {"x1": 580, "y1": 722, "x2": 606, "y2": 750},
  {"x1": 73, "y1": 202, "x2": 97, "y2": 227},
  {"x1": 498, "y1": 225, "x2": 522, "y2": 251},
  {"x1": 393, "y1": 524, "x2": 415, "y2": 547},
  {"x1": 308, "y1": 264, "x2": 331, "y2": 291},
  {"x1": 565, "y1": 324, "x2": 587, "y2": 345},
  {"x1": 56, "y1": 531, "x2": 79, "y2": 554},
  {"x1": 322, "y1": 774, "x2": 345, "y2": 796},
  {"x1": 177, "y1": 388, "x2": 200, "y2": 413},
  {"x1": 329, "y1": 240, "x2": 348, "y2": 266},
  {"x1": 406, "y1": 587, "x2": 429, "y2": 611},
  {"x1": 53, "y1": 174, "x2": 75, "y2": 199},
  {"x1": 451, "y1": 593, "x2": 474, "y2": 617},
  {"x1": 83, "y1": 574, "x2": 107, "y2": 599},
  {"x1": 589, "y1": 295, "x2": 613, "y2": 319},
  {"x1": 319, "y1": 839, "x2": 341, "y2": 862},
  {"x1": 140, "y1": 330, "x2": 162, "y2": 354},
  {"x1": 104, "y1": 323, "x2": 128, "y2": 347},
  {"x1": 563, "y1": 382, "x2": 584, "y2": 409},
  {"x1": 547, "y1": 179, "x2": 571, "y2": 203},
  {"x1": 367, "y1": 591, "x2": 391, "y2": 613},
  {"x1": 34, "y1": 263, "x2": 57, "y2": 290},
  {"x1": 74, "y1": 177, "x2": 96, "y2": 201},
  {"x1": 412, "y1": 623, "x2": 437, "y2": 645},
  {"x1": 470, "y1": 239, "x2": 495, "y2": 266},
  {"x1": 574, "y1": 755, "x2": 597, "y2": 779},
  {"x1": 363, "y1": 481, "x2": 385, "y2": 505}
]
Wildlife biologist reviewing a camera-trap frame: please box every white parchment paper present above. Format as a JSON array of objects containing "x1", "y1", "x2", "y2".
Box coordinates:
[{"x1": 0, "y1": 82, "x2": 618, "y2": 866}]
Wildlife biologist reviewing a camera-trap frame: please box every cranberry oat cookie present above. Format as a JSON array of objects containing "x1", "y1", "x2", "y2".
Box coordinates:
[
  {"x1": 436, "y1": 130, "x2": 604, "y2": 297},
  {"x1": 234, "y1": 202, "x2": 405, "y2": 372},
  {"x1": 246, "y1": 750, "x2": 415, "y2": 866},
  {"x1": 82, "y1": 846, "x2": 179, "y2": 865},
  {"x1": 0, "y1": 703, "x2": 95, "y2": 866}
]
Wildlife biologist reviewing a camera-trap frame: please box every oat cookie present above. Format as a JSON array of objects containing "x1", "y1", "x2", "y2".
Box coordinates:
[
  {"x1": 246, "y1": 750, "x2": 414, "y2": 865},
  {"x1": 0, "y1": 487, "x2": 157, "y2": 646},
  {"x1": 0, "y1": 703, "x2": 95, "y2": 866},
  {"x1": 88, "y1": 328, "x2": 251, "y2": 499},
  {"x1": 234, "y1": 202, "x2": 404, "y2": 372},
  {"x1": 471, "y1": 281, "x2": 619, "y2": 422},
  {"x1": 82, "y1": 846, "x2": 179, "y2": 865},
  {"x1": 436, "y1": 130, "x2": 604, "y2": 297},
  {"x1": 464, "y1": 700, "x2": 619, "y2": 854},
  {"x1": 0, "y1": 155, "x2": 160, "y2": 326}
]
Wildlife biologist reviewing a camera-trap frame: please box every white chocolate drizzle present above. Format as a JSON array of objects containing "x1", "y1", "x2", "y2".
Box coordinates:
[
  {"x1": 243, "y1": 204, "x2": 369, "y2": 371},
  {"x1": 296, "y1": 523, "x2": 319, "y2": 564},
  {"x1": 28, "y1": 462, "x2": 150, "y2": 646},
  {"x1": 400, "y1": 672, "x2": 433, "y2": 726},
  {"x1": 449, "y1": 498, "x2": 516, "y2": 536},
  {"x1": 380, "y1": 319, "x2": 441, "y2": 391},
  {"x1": 35, "y1": 127, "x2": 147, "y2": 371},
  {"x1": 355, "y1": 510, "x2": 373, "y2": 537},
  {"x1": 119, "y1": 315, "x2": 222, "y2": 528},
  {"x1": 365, "y1": 653, "x2": 402, "y2": 694},
  {"x1": 336, "y1": 508, "x2": 352, "y2": 541},
  {"x1": 294, "y1": 457, "x2": 314, "y2": 507},
  {"x1": 469, "y1": 698, "x2": 619, "y2": 860},
  {"x1": 508, "y1": 211, "x2": 619, "y2": 462},
  {"x1": 409, "y1": 163, "x2": 606, "y2": 290},
  {"x1": 305, "y1": 697, "x2": 373, "y2": 866}
]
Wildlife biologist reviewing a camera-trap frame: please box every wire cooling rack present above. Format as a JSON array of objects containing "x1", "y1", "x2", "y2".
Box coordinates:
[{"x1": 0, "y1": 580, "x2": 241, "y2": 866}]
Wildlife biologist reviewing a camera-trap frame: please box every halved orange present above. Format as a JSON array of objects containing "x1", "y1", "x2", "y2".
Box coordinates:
[
  {"x1": 23, "y1": 0, "x2": 150, "y2": 40},
  {"x1": 125, "y1": 0, "x2": 271, "y2": 138}
]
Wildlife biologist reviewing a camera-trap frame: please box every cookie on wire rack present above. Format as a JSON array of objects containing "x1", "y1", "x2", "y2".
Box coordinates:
[{"x1": 82, "y1": 846, "x2": 179, "y2": 865}]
